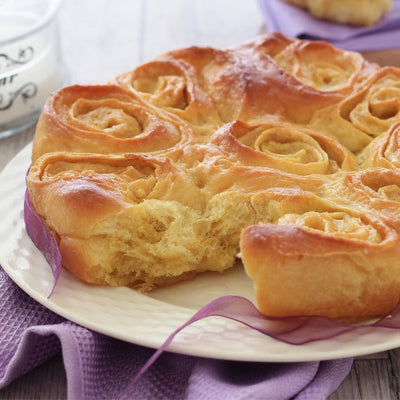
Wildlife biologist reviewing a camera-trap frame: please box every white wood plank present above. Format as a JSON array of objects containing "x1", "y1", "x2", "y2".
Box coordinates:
[
  {"x1": 0, "y1": 126, "x2": 34, "y2": 172},
  {"x1": 59, "y1": 0, "x2": 143, "y2": 84},
  {"x1": 194, "y1": 0, "x2": 263, "y2": 48},
  {"x1": 142, "y1": 0, "x2": 198, "y2": 61},
  {"x1": 143, "y1": 0, "x2": 263, "y2": 61}
]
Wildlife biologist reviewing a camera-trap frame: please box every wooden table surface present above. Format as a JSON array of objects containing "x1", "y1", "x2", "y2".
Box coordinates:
[{"x1": 0, "y1": 1, "x2": 399, "y2": 399}]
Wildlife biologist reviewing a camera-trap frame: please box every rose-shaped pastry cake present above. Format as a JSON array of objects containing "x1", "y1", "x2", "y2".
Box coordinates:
[{"x1": 27, "y1": 33, "x2": 400, "y2": 320}]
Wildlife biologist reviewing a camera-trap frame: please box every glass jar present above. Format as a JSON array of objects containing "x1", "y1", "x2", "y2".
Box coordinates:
[{"x1": 0, "y1": 0, "x2": 65, "y2": 139}]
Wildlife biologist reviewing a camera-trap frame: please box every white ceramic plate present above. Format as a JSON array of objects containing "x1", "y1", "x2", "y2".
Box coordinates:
[{"x1": 2, "y1": 144, "x2": 400, "y2": 362}]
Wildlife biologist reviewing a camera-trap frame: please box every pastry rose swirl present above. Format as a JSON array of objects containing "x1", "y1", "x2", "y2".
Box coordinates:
[
  {"x1": 211, "y1": 120, "x2": 357, "y2": 174},
  {"x1": 27, "y1": 33, "x2": 400, "y2": 320},
  {"x1": 360, "y1": 121, "x2": 400, "y2": 170},
  {"x1": 32, "y1": 85, "x2": 188, "y2": 161},
  {"x1": 346, "y1": 68, "x2": 400, "y2": 137},
  {"x1": 311, "y1": 68, "x2": 400, "y2": 152},
  {"x1": 273, "y1": 40, "x2": 372, "y2": 94},
  {"x1": 115, "y1": 52, "x2": 222, "y2": 132},
  {"x1": 342, "y1": 168, "x2": 400, "y2": 219}
]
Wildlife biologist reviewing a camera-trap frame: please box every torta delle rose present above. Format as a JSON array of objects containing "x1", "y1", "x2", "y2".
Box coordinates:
[{"x1": 28, "y1": 33, "x2": 400, "y2": 320}]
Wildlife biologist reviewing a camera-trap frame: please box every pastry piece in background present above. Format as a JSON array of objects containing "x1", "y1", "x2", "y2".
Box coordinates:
[
  {"x1": 282, "y1": 0, "x2": 393, "y2": 26},
  {"x1": 259, "y1": 1, "x2": 400, "y2": 68}
]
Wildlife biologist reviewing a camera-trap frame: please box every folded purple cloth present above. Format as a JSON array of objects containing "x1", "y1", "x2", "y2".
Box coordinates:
[
  {"x1": 258, "y1": 0, "x2": 400, "y2": 51},
  {"x1": 0, "y1": 268, "x2": 352, "y2": 400}
]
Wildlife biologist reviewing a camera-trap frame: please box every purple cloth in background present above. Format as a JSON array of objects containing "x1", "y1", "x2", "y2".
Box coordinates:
[
  {"x1": 0, "y1": 267, "x2": 352, "y2": 399},
  {"x1": 258, "y1": 0, "x2": 400, "y2": 51}
]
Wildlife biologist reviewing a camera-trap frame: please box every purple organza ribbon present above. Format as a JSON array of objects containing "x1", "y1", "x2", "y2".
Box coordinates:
[
  {"x1": 24, "y1": 189, "x2": 61, "y2": 297},
  {"x1": 23, "y1": 188, "x2": 400, "y2": 387}
]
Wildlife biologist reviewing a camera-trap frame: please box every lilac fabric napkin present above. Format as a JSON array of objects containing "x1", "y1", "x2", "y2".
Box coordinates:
[
  {"x1": 0, "y1": 267, "x2": 352, "y2": 400},
  {"x1": 258, "y1": 0, "x2": 400, "y2": 51}
]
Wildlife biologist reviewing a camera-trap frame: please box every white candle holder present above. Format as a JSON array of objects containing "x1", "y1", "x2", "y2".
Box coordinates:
[{"x1": 0, "y1": 0, "x2": 65, "y2": 139}]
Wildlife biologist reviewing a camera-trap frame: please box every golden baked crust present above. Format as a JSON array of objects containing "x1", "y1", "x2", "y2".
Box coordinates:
[
  {"x1": 282, "y1": 0, "x2": 393, "y2": 26},
  {"x1": 28, "y1": 33, "x2": 400, "y2": 319}
]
